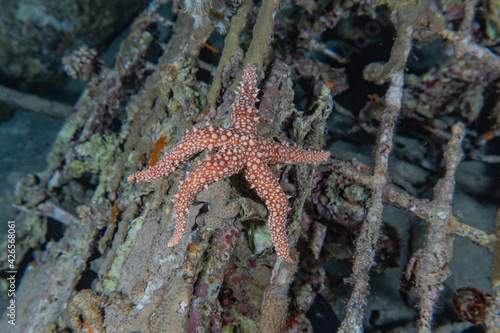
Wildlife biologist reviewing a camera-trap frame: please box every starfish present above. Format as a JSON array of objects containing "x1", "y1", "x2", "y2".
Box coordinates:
[{"x1": 128, "y1": 64, "x2": 330, "y2": 260}]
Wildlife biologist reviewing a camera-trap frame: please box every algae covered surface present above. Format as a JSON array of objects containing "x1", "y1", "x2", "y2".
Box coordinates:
[{"x1": 0, "y1": 0, "x2": 499, "y2": 332}]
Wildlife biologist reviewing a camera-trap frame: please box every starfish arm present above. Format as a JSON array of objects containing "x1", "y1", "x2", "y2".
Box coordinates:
[
  {"x1": 244, "y1": 158, "x2": 292, "y2": 260},
  {"x1": 260, "y1": 140, "x2": 330, "y2": 165},
  {"x1": 127, "y1": 126, "x2": 240, "y2": 183},
  {"x1": 168, "y1": 148, "x2": 245, "y2": 247},
  {"x1": 230, "y1": 65, "x2": 259, "y2": 135}
]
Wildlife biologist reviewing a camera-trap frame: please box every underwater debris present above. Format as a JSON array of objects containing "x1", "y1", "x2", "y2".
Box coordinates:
[{"x1": 3, "y1": 0, "x2": 499, "y2": 332}]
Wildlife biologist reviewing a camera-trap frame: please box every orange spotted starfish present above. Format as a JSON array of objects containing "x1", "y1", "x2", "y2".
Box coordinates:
[{"x1": 128, "y1": 64, "x2": 330, "y2": 260}]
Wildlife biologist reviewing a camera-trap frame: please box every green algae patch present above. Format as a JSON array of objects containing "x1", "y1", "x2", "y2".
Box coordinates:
[{"x1": 102, "y1": 216, "x2": 145, "y2": 291}]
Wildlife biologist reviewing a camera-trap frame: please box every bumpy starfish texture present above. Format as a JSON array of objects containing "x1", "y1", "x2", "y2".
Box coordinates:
[{"x1": 128, "y1": 64, "x2": 330, "y2": 260}]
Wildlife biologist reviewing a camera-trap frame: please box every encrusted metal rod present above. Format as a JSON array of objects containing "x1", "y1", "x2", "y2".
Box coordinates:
[
  {"x1": 339, "y1": 18, "x2": 413, "y2": 331},
  {"x1": 486, "y1": 209, "x2": 500, "y2": 330},
  {"x1": 0, "y1": 84, "x2": 73, "y2": 119},
  {"x1": 338, "y1": 71, "x2": 406, "y2": 333},
  {"x1": 206, "y1": 0, "x2": 252, "y2": 108},
  {"x1": 243, "y1": 0, "x2": 281, "y2": 71},
  {"x1": 259, "y1": 259, "x2": 298, "y2": 333},
  {"x1": 450, "y1": 217, "x2": 493, "y2": 251},
  {"x1": 331, "y1": 160, "x2": 494, "y2": 252},
  {"x1": 414, "y1": 123, "x2": 465, "y2": 333},
  {"x1": 443, "y1": 0, "x2": 500, "y2": 74}
]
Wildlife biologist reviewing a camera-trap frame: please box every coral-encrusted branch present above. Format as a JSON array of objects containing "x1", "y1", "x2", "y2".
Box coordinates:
[
  {"x1": 8, "y1": 0, "x2": 499, "y2": 332},
  {"x1": 206, "y1": 0, "x2": 252, "y2": 108},
  {"x1": 259, "y1": 259, "x2": 298, "y2": 332},
  {"x1": 487, "y1": 210, "x2": 500, "y2": 330},
  {"x1": 0, "y1": 84, "x2": 73, "y2": 119},
  {"x1": 338, "y1": 16, "x2": 413, "y2": 332},
  {"x1": 414, "y1": 123, "x2": 464, "y2": 333},
  {"x1": 443, "y1": 0, "x2": 500, "y2": 74},
  {"x1": 339, "y1": 73, "x2": 407, "y2": 332},
  {"x1": 189, "y1": 219, "x2": 240, "y2": 331}
]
